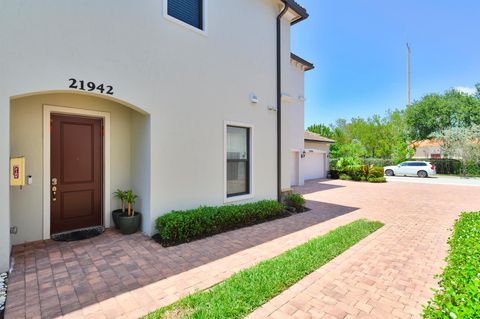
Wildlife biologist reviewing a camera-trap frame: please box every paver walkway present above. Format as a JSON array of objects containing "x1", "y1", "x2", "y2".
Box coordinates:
[
  {"x1": 248, "y1": 179, "x2": 480, "y2": 319},
  {"x1": 5, "y1": 179, "x2": 479, "y2": 318},
  {"x1": 5, "y1": 193, "x2": 354, "y2": 319}
]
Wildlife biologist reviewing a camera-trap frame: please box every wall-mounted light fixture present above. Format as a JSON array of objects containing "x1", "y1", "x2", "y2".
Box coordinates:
[
  {"x1": 249, "y1": 93, "x2": 259, "y2": 104},
  {"x1": 268, "y1": 105, "x2": 278, "y2": 111}
]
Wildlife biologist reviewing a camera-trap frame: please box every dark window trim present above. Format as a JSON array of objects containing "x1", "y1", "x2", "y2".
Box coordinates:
[
  {"x1": 226, "y1": 125, "x2": 250, "y2": 198},
  {"x1": 166, "y1": 0, "x2": 204, "y2": 31}
]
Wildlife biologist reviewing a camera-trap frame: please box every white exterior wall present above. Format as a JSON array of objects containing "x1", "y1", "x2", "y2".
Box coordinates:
[
  {"x1": 0, "y1": 0, "x2": 305, "y2": 271},
  {"x1": 282, "y1": 61, "x2": 307, "y2": 188}
]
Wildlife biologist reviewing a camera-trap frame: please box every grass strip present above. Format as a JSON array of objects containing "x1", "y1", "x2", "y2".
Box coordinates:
[
  {"x1": 145, "y1": 219, "x2": 384, "y2": 319},
  {"x1": 423, "y1": 212, "x2": 480, "y2": 319}
]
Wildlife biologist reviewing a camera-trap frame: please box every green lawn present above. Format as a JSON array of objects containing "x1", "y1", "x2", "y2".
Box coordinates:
[
  {"x1": 423, "y1": 212, "x2": 480, "y2": 319},
  {"x1": 145, "y1": 219, "x2": 384, "y2": 319}
]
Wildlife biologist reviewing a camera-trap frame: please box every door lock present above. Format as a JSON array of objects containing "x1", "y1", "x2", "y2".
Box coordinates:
[{"x1": 51, "y1": 178, "x2": 58, "y2": 202}]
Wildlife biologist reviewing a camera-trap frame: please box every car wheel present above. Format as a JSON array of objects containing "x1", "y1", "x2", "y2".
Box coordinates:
[
  {"x1": 385, "y1": 169, "x2": 394, "y2": 176},
  {"x1": 417, "y1": 170, "x2": 428, "y2": 178}
]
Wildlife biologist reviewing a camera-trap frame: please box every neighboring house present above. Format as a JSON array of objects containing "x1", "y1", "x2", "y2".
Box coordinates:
[
  {"x1": 288, "y1": 131, "x2": 335, "y2": 186},
  {"x1": 411, "y1": 140, "x2": 444, "y2": 159},
  {"x1": 0, "y1": 0, "x2": 313, "y2": 271},
  {"x1": 302, "y1": 131, "x2": 335, "y2": 183}
]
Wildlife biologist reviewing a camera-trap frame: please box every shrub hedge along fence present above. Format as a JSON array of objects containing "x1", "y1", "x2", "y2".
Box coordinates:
[
  {"x1": 423, "y1": 212, "x2": 480, "y2": 318},
  {"x1": 428, "y1": 158, "x2": 480, "y2": 176},
  {"x1": 155, "y1": 200, "x2": 285, "y2": 245}
]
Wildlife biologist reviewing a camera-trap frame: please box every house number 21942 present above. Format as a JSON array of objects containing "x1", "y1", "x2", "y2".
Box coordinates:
[{"x1": 68, "y1": 78, "x2": 114, "y2": 95}]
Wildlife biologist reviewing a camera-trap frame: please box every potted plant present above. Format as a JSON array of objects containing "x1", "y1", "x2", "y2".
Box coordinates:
[
  {"x1": 112, "y1": 189, "x2": 126, "y2": 229},
  {"x1": 117, "y1": 190, "x2": 141, "y2": 234}
]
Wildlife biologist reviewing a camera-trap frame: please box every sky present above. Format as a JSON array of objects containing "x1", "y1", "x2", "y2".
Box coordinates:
[{"x1": 291, "y1": 0, "x2": 480, "y2": 128}]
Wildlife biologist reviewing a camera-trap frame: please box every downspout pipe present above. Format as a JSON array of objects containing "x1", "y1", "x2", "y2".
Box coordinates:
[{"x1": 277, "y1": 2, "x2": 289, "y2": 202}]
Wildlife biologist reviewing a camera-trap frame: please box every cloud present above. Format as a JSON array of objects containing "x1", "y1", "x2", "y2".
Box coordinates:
[{"x1": 455, "y1": 86, "x2": 477, "y2": 95}]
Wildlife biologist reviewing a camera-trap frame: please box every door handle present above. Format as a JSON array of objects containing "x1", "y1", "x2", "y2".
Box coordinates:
[{"x1": 52, "y1": 178, "x2": 57, "y2": 202}]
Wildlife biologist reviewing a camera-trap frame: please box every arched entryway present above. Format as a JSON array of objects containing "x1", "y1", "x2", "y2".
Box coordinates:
[{"x1": 9, "y1": 91, "x2": 151, "y2": 244}]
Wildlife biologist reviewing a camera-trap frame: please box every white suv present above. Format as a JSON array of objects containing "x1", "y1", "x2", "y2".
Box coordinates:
[{"x1": 384, "y1": 161, "x2": 436, "y2": 178}]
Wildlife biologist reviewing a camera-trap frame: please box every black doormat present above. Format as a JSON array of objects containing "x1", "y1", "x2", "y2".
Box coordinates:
[{"x1": 51, "y1": 226, "x2": 105, "y2": 242}]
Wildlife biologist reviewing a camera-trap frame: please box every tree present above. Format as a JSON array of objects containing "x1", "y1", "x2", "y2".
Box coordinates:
[
  {"x1": 386, "y1": 110, "x2": 414, "y2": 163},
  {"x1": 324, "y1": 109, "x2": 411, "y2": 162},
  {"x1": 433, "y1": 125, "x2": 480, "y2": 176},
  {"x1": 306, "y1": 124, "x2": 335, "y2": 139},
  {"x1": 406, "y1": 85, "x2": 480, "y2": 141},
  {"x1": 330, "y1": 139, "x2": 367, "y2": 160}
]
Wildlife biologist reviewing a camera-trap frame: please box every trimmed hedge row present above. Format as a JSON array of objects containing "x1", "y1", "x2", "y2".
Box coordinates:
[
  {"x1": 423, "y1": 212, "x2": 480, "y2": 318},
  {"x1": 155, "y1": 200, "x2": 286, "y2": 245}
]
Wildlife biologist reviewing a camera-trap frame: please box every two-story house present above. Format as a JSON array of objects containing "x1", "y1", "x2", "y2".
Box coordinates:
[{"x1": 0, "y1": 0, "x2": 314, "y2": 272}]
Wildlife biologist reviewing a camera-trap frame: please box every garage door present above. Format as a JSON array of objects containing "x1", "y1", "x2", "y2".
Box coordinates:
[{"x1": 303, "y1": 152, "x2": 326, "y2": 180}]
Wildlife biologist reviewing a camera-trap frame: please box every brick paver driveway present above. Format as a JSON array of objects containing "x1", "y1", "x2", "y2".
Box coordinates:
[
  {"x1": 248, "y1": 179, "x2": 480, "y2": 319},
  {"x1": 5, "y1": 179, "x2": 479, "y2": 318}
]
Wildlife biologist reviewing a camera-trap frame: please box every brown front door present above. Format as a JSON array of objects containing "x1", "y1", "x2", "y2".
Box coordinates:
[{"x1": 51, "y1": 114, "x2": 103, "y2": 234}]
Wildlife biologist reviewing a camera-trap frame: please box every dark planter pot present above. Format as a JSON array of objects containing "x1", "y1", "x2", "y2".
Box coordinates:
[
  {"x1": 111, "y1": 209, "x2": 124, "y2": 229},
  {"x1": 118, "y1": 212, "x2": 141, "y2": 235}
]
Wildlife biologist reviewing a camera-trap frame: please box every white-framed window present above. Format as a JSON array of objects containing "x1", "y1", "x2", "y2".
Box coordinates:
[
  {"x1": 163, "y1": 0, "x2": 207, "y2": 34},
  {"x1": 224, "y1": 121, "x2": 254, "y2": 203}
]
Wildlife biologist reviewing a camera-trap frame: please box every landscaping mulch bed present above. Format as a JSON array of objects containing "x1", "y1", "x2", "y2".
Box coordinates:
[
  {"x1": 152, "y1": 207, "x2": 310, "y2": 247},
  {"x1": 0, "y1": 271, "x2": 7, "y2": 319}
]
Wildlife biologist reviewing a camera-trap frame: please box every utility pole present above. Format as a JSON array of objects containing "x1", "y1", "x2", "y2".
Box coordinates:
[{"x1": 406, "y1": 43, "x2": 411, "y2": 108}]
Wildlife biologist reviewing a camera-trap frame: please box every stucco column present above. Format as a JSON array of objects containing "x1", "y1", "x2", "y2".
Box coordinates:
[{"x1": 0, "y1": 96, "x2": 11, "y2": 272}]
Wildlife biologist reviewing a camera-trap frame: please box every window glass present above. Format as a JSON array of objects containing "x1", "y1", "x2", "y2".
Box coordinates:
[
  {"x1": 168, "y1": 0, "x2": 203, "y2": 30},
  {"x1": 409, "y1": 162, "x2": 427, "y2": 166},
  {"x1": 227, "y1": 126, "x2": 250, "y2": 197}
]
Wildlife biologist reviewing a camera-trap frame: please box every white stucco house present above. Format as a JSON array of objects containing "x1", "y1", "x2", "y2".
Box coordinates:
[{"x1": 0, "y1": 0, "x2": 314, "y2": 271}]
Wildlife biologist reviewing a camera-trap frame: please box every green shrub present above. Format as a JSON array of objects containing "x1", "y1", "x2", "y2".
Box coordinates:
[
  {"x1": 368, "y1": 166, "x2": 385, "y2": 178},
  {"x1": 155, "y1": 200, "x2": 285, "y2": 245},
  {"x1": 335, "y1": 157, "x2": 362, "y2": 172},
  {"x1": 367, "y1": 177, "x2": 386, "y2": 183},
  {"x1": 423, "y1": 212, "x2": 480, "y2": 318},
  {"x1": 283, "y1": 193, "x2": 305, "y2": 211},
  {"x1": 343, "y1": 165, "x2": 364, "y2": 180},
  {"x1": 327, "y1": 169, "x2": 340, "y2": 179},
  {"x1": 338, "y1": 165, "x2": 385, "y2": 183},
  {"x1": 339, "y1": 174, "x2": 352, "y2": 180},
  {"x1": 429, "y1": 158, "x2": 462, "y2": 175}
]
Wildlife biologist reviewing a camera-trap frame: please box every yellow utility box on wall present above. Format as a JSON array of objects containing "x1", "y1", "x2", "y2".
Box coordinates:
[{"x1": 10, "y1": 157, "x2": 25, "y2": 187}]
